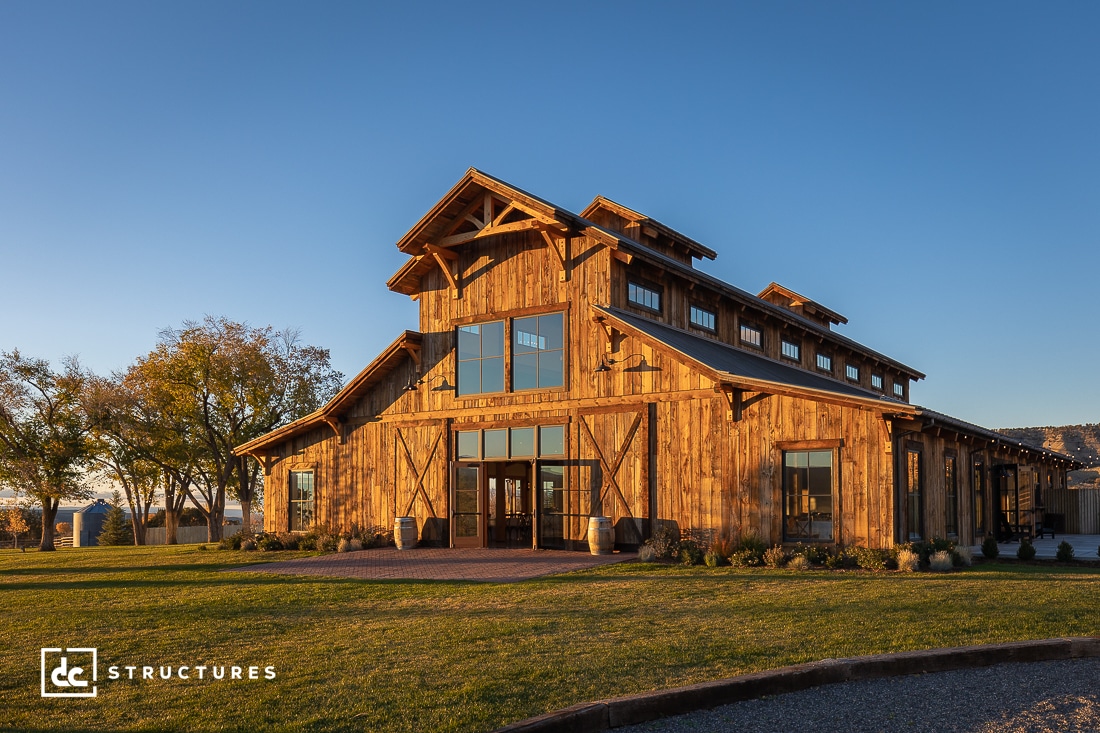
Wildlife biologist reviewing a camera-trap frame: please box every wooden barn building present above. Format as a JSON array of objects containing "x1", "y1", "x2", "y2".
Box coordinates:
[{"x1": 235, "y1": 169, "x2": 1080, "y2": 550}]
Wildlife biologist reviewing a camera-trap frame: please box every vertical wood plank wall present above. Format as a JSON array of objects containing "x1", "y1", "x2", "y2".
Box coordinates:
[{"x1": 257, "y1": 209, "x2": 1072, "y2": 551}]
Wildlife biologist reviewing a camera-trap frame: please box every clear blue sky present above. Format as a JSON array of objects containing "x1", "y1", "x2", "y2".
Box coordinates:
[{"x1": 1, "y1": 1, "x2": 1097, "y2": 430}]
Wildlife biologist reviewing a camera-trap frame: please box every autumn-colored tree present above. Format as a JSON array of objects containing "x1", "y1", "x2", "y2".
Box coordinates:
[
  {"x1": 131, "y1": 318, "x2": 341, "y2": 541},
  {"x1": 0, "y1": 351, "x2": 93, "y2": 550},
  {"x1": 55, "y1": 521, "x2": 72, "y2": 536},
  {"x1": 2, "y1": 506, "x2": 31, "y2": 550}
]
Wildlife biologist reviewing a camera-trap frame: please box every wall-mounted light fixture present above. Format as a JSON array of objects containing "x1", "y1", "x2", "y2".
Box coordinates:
[
  {"x1": 593, "y1": 353, "x2": 648, "y2": 373},
  {"x1": 405, "y1": 374, "x2": 456, "y2": 392}
]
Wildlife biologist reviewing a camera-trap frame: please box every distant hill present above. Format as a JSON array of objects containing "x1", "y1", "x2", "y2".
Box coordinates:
[{"x1": 998, "y1": 424, "x2": 1100, "y2": 488}]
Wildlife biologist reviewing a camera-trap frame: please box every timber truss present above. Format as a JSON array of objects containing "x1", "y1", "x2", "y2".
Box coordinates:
[{"x1": 421, "y1": 192, "x2": 572, "y2": 297}]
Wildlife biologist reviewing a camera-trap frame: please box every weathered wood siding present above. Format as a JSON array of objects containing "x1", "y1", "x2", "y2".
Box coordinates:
[{"x1": 1045, "y1": 488, "x2": 1100, "y2": 534}]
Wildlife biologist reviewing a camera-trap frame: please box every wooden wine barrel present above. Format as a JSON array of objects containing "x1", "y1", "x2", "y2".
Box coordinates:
[
  {"x1": 394, "y1": 517, "x2": 418, "y2": 550},
  {"x1": 587, "y1": 516, "x2": 614, "y2": 555}
]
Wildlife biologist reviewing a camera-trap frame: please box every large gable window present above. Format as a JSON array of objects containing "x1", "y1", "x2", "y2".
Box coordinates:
[
  {"x1": 457, "y1": 321, "x2": 505, "y2": 396},
  {"x1": 289, "y1": 471, "x2": 314, "y2": 532},
  {"x1": 513, "y1": 313, "x2": 564, "y2": 390}
]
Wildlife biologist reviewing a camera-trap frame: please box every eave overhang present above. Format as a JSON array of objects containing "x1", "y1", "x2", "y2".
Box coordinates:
[{"x1": 233, "y1": 330, "x2": 422, "y2": 457}]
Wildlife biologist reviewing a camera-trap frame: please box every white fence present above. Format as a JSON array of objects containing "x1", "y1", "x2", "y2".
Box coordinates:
[{"x1": 145, "y1": 525, "x2": 242, "y2": 545}]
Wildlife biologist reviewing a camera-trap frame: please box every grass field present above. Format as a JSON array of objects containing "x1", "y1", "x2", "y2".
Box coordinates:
[{"x1": 1, "y1": 546, "x2": 1098, "y2": 733}]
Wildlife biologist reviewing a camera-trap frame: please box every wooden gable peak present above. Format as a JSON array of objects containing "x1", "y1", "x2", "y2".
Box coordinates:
[{"x1": 387, "y1": 168, "x2": 585, "y2": 296}]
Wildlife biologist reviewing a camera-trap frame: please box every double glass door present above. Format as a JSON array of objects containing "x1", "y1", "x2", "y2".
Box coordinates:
[{"x1": 451, "y1": 461, "x2": 533, "y2": 548}]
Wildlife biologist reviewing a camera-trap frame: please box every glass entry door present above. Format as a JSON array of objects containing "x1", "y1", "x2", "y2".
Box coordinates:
[
  {"x1": 487, "y1": 462, "x2": 533, "y2": 548},
  {"x1": 451, "y1": 463, "x2": 482, "y2": 548}
]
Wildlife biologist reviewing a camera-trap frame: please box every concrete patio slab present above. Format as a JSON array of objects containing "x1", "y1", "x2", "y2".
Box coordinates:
[
  {"x1": 993, "y1": 533, "x2": 1100, "y2": 560},
  {"x1": 231, "y1": 546, "x2": 636, "y2": 582}
]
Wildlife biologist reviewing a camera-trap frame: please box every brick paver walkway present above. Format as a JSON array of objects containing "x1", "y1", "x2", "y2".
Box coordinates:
[{"x1": 231, "y1": 547, "x2": 635, "y2": 582}]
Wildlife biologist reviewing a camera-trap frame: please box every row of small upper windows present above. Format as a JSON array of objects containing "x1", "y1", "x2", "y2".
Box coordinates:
[
  {"x1": 456, "y1": 313, "x2": 565, "y2": 396},
  {"x1": 628, "y1": 280, "x2": 907, "y2": 399}
]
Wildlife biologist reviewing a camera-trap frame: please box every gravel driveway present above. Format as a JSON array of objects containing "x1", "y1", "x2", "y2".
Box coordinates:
[{"x1": 618, "y1": 658, "x2": 1100, "y2": 733}]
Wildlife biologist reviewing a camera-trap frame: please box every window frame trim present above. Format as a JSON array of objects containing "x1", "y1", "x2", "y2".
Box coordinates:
[
  {"x1": 627, "y1": 280, "x2": 663, "y2": 314},
  {"x1": 780, "y1": 443, "x2": 840, "y2": 544}
]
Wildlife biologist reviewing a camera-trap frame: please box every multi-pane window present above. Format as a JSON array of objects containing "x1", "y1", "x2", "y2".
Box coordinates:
[
  {"x1": 973, "y1": 458, "x2": 985, "y2": 537},
  {"x1": 816, "y1": 353, "x2": 833, "y2": 373},
  {"x1": 846, "y1": 364, "x2": 860, "y2": 382},
  {"x1": 457, "y1": 321, "x2": 505, "y2": 395},
  {"x1": 871, "y1": 374, "x2": 884, "y2": 390},
  {"x1": 945, "y1": 455, "x2": 958, "y2": 538},
  {"x1": 689, "y1": 305, "x2": 716, "y2": 332},
  {"x1": 289, "y1": 471, "x2": 314, "y2": 532},
  {"x1": 628, "y1": 282, "x2": 661, "y2": 312},
  {"x1": 783, "y1": 449, "x2": 833, "y2": 541},
  {"x1": 907, "y1": 449, "x2": 923, "y2": 541},
  {"x1": 740, "y1": 323, "x2": 763, "y2": 349},
  {"x1": 458, "y1": 314, "x2": 565, "y2": 396},
  {"x1": 455, "y1": 425, "x2": 566, "y2": 460},
  {"x1": 893, "y1": 381, "x2": 905, "y2": 398},
  {"x1": 513, "y1": 314, "x2": 564, "y2": 390},
  {"x1": 781, "y1": 339, "x2": 800, "y2": 361}
]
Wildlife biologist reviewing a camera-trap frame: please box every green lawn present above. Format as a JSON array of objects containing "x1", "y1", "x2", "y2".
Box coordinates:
[{"x1": 1, "y1": 546, "x2": 1098, "y2": 733}]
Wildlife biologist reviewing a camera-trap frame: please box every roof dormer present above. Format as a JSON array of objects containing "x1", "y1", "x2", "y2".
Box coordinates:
[
  {"x1": 758, "y1": 282, "x2": 847, "y2": 330},
  {"x1": 580, "y1": 196, "x2": 717, "y2": 266}
]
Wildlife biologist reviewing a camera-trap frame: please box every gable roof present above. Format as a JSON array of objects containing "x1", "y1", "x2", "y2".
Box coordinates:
[
  {"x1": 384, "y1": 168, "x2": 923, "y2": 380},
  {"x1": 758, "y1": 282, "x2": 848, "y2": 327},
  {"x1": 592, "y1": 305, "x2": 917, "y2": 413},
  {"x1": 233, "y1": 331, "x2": 421, "y2": 456},
  {"x1": 579, "y1": 195, "x2": 718, "y2": 261}
]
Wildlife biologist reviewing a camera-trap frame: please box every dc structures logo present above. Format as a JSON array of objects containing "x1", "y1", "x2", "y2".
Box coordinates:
[{"x1": 41, "y1": 648, "x2": 97, "y2": 698}]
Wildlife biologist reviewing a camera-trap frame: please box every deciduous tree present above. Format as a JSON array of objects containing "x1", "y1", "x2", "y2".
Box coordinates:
[
  {"x1": 2, "y1": 506, "x2": 31, "y2": 550},
  {"x1": 132, "y1": 318, "x2": 341, "y2": 541},
  {"x1": 0, "y1": 351, "x2": 93, "y2": 550}
]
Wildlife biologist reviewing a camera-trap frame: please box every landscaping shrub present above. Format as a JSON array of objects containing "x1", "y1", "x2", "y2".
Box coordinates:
[
  {"x1": 725, "y1": 533, "x2": 765, "y2": 567},
  {"x1": 218, "y1": 533, "x2": 245, "y2": 550},
  {"x1": 337, "y1": 537, "x2": 351, "y2": 553},
  {"x1": 678, "y1": 539, "x2": 704, "y2": 566},
  {"x1": 762, "y1": 545, "x2": 787, "y2": 568},
  {"x1": 928, "y1": 550, "x2": 953, "y2": 572},
  {"x1": 348, "y1": 538, "x2": 363, "y2": 551},
  {"x1": 1017, "y1": 538, "x2": 1036, "y2": 561},
  {"x1": 240, "y1": 538, "x2": 257, "y2": 551},
  {"x1": 853, "y1": 546, "x2": 890, "y2": 570},
  {"x1": 703, "y1": 550, "x2": 724, "y2": 567},
  {"x1": 1056, "y1": 540, "x2": 1075, "y2": 562},
  {"x1": 896, "y1": 546, "x2": 919, "y2": 572},
  {"x1": 257, "y1": 534, "x2": 284, "y2": 552},
  {"x1": 637, "y1": 544, "x2": 657, "y2": 562},
  {"x1": 952, "y1": 545, "x2": 973, "y2": 567},
  {"x1": 824, "y1": 547, "x2": 858, "y2": 569},
  {"x1": 789, "y1": 543, "x2": 827, "y2": 566},
  {"x1": 276, "y1": 532, "x2": 301, "y2": 550},
  {"x1": 643, "y1": 526, "x2": 679, "y2": 560},
  {"x1": 787, "y1": 555, "x2": 810, "y2": 571},
  {"x1": 708, "y1": 533, "x2": 736, "y2": 561},
  {"x1": 981, "y1": 536, "x2": 1000, "y2": 559},
  {"x1": 358, "y1": 525, "x2": 392, "y2": 548},
  {"x1": 736, "y1": 532, "x2": 767, "y2": 556},
  {"x1": 728, "y1": 549, "x2": 761, "y2": 568}
]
